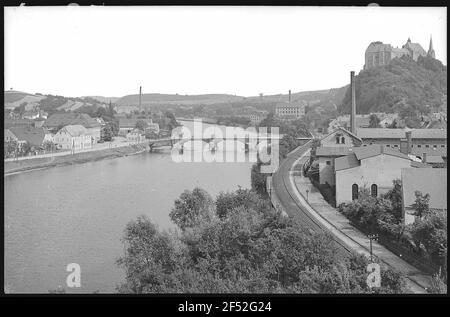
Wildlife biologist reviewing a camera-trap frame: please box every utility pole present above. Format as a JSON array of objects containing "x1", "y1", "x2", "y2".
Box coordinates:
[{"x1": 368, "y1": 234, "x2": 379, "y2": 262}]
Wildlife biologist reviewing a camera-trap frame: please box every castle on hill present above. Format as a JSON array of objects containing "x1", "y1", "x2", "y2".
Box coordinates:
[{"x1": 364, "y1": 36, "x2": 436, "y2": 70}]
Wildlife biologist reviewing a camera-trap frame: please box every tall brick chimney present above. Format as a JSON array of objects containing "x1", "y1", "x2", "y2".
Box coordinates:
[
  {"x1": 350, "y1": 71, "x2": 356, "y2": 134},
  {"x1": 288, "y1": 90, "x2": 291, "y2": 102},
  {"x1": 139, "y1": 86, "x2": 142, "y2": 113}
]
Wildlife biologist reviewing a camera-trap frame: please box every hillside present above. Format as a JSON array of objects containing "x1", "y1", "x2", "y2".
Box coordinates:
[
  {"x1": 82, "y1": 96, "x2": 119, "y2": 104},
  {"x1": 339, "y1": 55, "x2": 447, "y2": 115},
  {"x1": 4, "y1": 91, "x2": 46, "y2": 110},
  {"x1": 115, "y1": 93, "x2": 245, "y2": 106}
]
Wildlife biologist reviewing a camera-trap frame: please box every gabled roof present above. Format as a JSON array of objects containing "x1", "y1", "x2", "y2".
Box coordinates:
[
  {"x1": 9, "y1": 127, "x2": 45, "y2": 147},
  {"x1": 334, "y1": 145, "x2": 411, "y2": 171},
  {"x1": 321, "y1": 127, "x2": 362, "y2": 144},
  {"x1": 356, "y1": 128, "x2": 447, "y2": 140},
  {"x1": 401, "y1": 168, "x2": 447, "y2": 211},
  {"x1": 353, "y1": 145, "x2": 410, "y2": 160},
  {"x1": 316, "y1": 146, "x2": 354, "y2": 157},
  {"x1": 44, "y1": 113, "x2": 101, "y2": 129},
  {"x1": 411, "y1": 129, "x2": 447, "y2": 139},
  {"x1": 59, "y1": 125, "x2": 88, "y2": 137},
  {"x1": 357, "y1": 128, "x2": 405, "y2": 139},
  {"x1": 335, "y1": 152, "x2": 360, "y2": 171}
]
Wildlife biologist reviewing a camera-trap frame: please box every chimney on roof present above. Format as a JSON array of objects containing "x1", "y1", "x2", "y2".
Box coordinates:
[
  {"x1": 406, "y1": 130, "x2": 412, "y2": 154},
  {"x1": 288, "y1": 90, "x2": 291, "y2": 102},
  {"x1": 350, "y1": 71, "x2": 356, "y2": 135},
  {"x1": 422, "y1": 152, "x2": 427, "y2": 163}
]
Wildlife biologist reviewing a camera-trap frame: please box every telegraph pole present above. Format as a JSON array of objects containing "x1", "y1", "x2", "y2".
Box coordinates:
[{"x1": 368, "y1": 234, "x2": 379, "y2": 262}]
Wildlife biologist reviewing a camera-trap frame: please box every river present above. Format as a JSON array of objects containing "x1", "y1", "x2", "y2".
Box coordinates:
[{"x1": 4, "y1": 121, "x2": 256, "y2": 293}]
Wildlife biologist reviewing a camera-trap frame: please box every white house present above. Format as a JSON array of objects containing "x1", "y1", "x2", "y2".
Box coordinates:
[
  {"x1": 334, "y1": 145, "x2": 413, "y2": 205},
  {"x1": 126, "y1": 129, "x2": 145, "y2": 143},
  {"x1": 54, "y1": 125, "x2": 92, "y2": 150}
]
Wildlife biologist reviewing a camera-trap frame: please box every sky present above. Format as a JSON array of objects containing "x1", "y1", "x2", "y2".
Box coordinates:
[{"x1": 4, "y1": 6, "x2": 447, "y2": 98}]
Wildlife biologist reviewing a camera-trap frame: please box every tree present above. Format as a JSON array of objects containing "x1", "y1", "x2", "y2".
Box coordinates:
[
  {"x1": 95, "y1": 106, "x2": 107, "y2": 118},
  {"x1": 409, "y1": 209, "x2": 447, "y2": 260},
  {"x1": 135, "y1": 120, "x2": 148, "y2": 131},
  {"x1": 216, "y1": 187, "x2": 271, "y2": 219},
  {"x1": 108, "y1": 101, "x2": 115, "y2": 117},
  {"x1": 116, "y1": 215, "x2": 177, "y2": 293},
  {"x1": 14, "y1": 102, "x2": 28, "y2": 115},
  {"x1": 369, "y1": 114, "x2": 380, "y2": 128},
  {"x1": 338, "y1": 188, "x2": 398, "y2": 236},
  {"x1": 42, "y1": 140, "x2": 55, "y2": 152},
  {"x1": 382, "y1": 179, "x2": 403, "y2": 222},
  {"x1": 169, "y1": 187, "x2": 215, "y2": 230},
  {"x1": 411, "y1": 191, "x2": 431, "y2": 219},
  {"x1": 102, "y1": 125, "x2": 114, "y2": 142},
  {"x1": 117, "y1": 187, "x2": 406, "y2": 294},
  {"x1": 251, "y1": 162, "x2": 267, "y2": 197}
]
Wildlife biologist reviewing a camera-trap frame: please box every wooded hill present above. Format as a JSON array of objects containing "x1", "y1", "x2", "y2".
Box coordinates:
[{"x1": 339, "y1": 55, "x2": 447, "y2": 116}]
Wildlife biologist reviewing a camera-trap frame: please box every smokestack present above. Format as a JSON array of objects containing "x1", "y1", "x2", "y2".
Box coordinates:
[
  {"x1": 350, "y1": 71, "x2": 356, "y2": 134},
  {"x1": 406, "y1": 131, "x2": 412, "y2": 154},
  {"x1": 139, "y1": 86, "x2": 142, "y2": 113},
  {"x1": 289, "y1": 90, "x2": 291, "y2": 102}
]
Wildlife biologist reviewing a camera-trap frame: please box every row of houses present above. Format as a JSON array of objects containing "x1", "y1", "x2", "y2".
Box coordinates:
[
  {"x1": 5, "y1": 113, "x2": 163, "y2": 153},
  {"x1": 312, "y1": 127, "x2": 447, "y2": 225}
]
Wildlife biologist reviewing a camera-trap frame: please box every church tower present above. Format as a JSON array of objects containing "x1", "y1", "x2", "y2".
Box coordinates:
[
  {"x1": 427, "y1": 35, "x2": 436, "y2": 58},
  {"x1": 427, "y1": 35, "x2": 436, "y2": 59}
]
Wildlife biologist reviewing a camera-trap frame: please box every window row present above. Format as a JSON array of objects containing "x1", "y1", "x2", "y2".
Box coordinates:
[{"x1": 352, "y1": 183, "x2": 377, "y2": 200}]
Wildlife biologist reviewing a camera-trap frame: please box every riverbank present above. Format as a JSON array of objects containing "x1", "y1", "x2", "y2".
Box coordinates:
[{"x1": 4, "y1": 144, "x2": 147, "y2": 176}]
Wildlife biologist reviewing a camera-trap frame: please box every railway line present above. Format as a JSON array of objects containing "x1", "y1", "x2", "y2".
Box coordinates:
[{"x1": 271, "y1": 142, "x2": 429, "y2": 293}]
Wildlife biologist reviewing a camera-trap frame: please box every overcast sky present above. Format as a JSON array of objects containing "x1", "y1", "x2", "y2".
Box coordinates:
[{"x1": 4, "y1": 6, "x2": 447, "y2": 98}]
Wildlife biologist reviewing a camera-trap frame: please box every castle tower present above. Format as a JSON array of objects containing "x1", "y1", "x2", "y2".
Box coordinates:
[{"x1": 427, "y1": 35, "x2": 436, "y2": 59}]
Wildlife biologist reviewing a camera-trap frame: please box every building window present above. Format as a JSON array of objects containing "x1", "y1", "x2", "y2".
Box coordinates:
[
  {"x1": 341, "y1": 137, "x2": 345, "y2": 144},
  {"x1": 418, "y1": 145, "x2": 422, "y2": 148},
  {"x1": 386, "y1": 144, "x2": 390, "y2": 147},
  {"x1": 441, "y1": 145, "x2": 445, "y2": 148},
  {"x1": 371, "y1": 184, "x2": 378, "y2": 197},
  {"x1": 394, "y1": 144, "x2": 398, "y2": 148},
  {"x1": 336, "y1": 136, "x2": 340, "y2": 144},
  {"x1": 425, "y1": 145, "x2": 430, "y2": 148},
  {"x1": 352, "y1": 184, "x2": 359, "y2": 200},
  {"x1": 326, "y1": 160, "x2": 331, "y2": 166}
]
